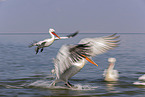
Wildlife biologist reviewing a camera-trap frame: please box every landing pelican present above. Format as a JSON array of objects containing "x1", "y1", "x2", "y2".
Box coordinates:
[
  {"x1": 103, "y1": 58, "x2": 119, "y2": 81},
  {"x1": 29, "y1": 28, "x2": 78, "y2": 54},
  {"x1": 50, "y1": 33, "x2": 120, "y2": 88}
]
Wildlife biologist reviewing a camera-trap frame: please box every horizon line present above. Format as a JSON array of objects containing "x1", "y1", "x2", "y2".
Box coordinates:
[{"x1": 0, "y1": 32, "x2": 145, "y2": 34}]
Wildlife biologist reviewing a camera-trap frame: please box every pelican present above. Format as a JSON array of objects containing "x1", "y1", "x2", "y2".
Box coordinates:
[
  {"x1": 133, "y1": 74, "x2": 145, "y2": 85},
  {"x1": 103, "y1": 58, "x2": 119, "y2": 81},
  {"x1": 50, "y1": 33, "x2": 120, "y2": 88},
  {"x1": 29, "y1": 28, "x2": 78, "y2": 54},
  {"x1": 138, "y1": 74, "x2": 145, "y2": 81}
]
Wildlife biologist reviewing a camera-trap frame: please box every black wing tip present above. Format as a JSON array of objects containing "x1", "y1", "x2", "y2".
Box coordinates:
[
  {"x1": 108, "y1": 33, "x2": 118, "y2": 37},
  {"x1": 28, "y1": 45, "x2": 32, "y2": 48},
  {"x1": 69, "y1": 43, "x2": 90, "y2": 51},
  {"x1": 28, "y1": 43, "x2": 34, "y2": 48},
  {"x1": 67, "y1": 31, "x2": 79, "y2": 38},
  {"x1": 28, "y1": 40, "x2": 38, "y2": 48},
  {"x1": 104, "y1": 33, "x2": 120, "y2": 40},
  {"x1": 69, "y1": 43, "x2": 92, "y2": 62}
]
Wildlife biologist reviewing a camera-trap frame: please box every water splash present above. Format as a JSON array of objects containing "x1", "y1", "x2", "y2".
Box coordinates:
[
  {"x1": 72, "y1": 84, "x2": 98, "y2": 90},
  {"x1": 5, "y1": 85, "x2": 24, "y2": 89},
  {"x1": 28, "y1": 80, "x2": 98, "y2": 90},
  {"x1": 29, "y1": 80, "x2": 52, "y2": 88}
]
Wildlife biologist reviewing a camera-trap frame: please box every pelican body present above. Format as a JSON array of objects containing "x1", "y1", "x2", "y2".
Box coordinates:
[
  {"x1": 138, "y1": 74, "x2": 145, "y2": 81},
  {"x1": 50, "y1": 33, "x2": 120, "y2": 88},
  {"x1": 51, "y1": 45, "x2": 89, "y2": 87},
  {"x1": 29, "y1": 28, "x2": 78, "y2": 54},
  {"x1": 104, "y1": 58, "x2": 119, "y2": 81},
  {"x1": 133, "y1": 74, "x2": 145, "y2": 85}
]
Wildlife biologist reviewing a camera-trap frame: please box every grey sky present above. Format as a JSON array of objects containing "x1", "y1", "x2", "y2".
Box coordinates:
[{"x1": 0, "y1": 0, "x2": 145, "y2": 33}]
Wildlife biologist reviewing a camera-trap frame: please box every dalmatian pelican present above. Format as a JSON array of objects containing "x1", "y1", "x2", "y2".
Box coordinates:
[
  {"x1": 50, "y1": 33, "x2": 120, "y2": 88},
  {"x1": 29, "y1": 28, "x2": 78, "y2": 54}
]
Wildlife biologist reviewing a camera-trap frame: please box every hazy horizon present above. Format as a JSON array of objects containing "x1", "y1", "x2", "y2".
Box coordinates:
[
  {"x1": 0, "y1": 32, "x2": 144, "y2": 34},
  {"x1": 0, "y1": 0, "x2": 145, "y2": 33}
]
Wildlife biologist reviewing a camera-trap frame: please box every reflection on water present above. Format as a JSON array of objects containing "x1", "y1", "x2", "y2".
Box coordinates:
[{"x1": 105, "y1": 81, "x2": 120, "y2": 93}]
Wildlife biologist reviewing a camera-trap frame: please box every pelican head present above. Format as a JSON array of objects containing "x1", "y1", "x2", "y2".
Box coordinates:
[
  {"x1": 108, "y1": 58, "x2": 116, "y2": 63},
  {"x1": 107, "y1": 58, "x2": 116, "y2": 70},
  {"x1": 49, "y1": 28, "x2": 60, "y2": 39},
  {"x1": 49, "y1": 28, "x2": 55, "y2": 33}
]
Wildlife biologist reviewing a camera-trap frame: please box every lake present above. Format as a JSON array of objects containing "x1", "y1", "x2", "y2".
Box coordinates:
[{"x1": 0, "y1": 33, "x2": 145, "y2": 97}]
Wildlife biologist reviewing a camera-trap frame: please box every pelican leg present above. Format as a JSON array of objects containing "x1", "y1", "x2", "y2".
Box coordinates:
[
  {"x1": 49, "y1": 81, "x2": 56, "y2": 86},
  {"x1": 68, "y1": 81, "x2": 74, "y2": 86},
  {"x1": 35, "y1": 47, "x2": 39, "y2": 54},
  {"x1": 49, "y1": 79, "x2": 60, "y2": 87},
  {"x1": 65, "y1": 82, "x2": 72, "y2": 88},
  {"x1": 41, "y1": 48, "x2": 44, "y2": 52},
  {"x1": 65, "y1": 81, "x2": 73, "y2": 88}
]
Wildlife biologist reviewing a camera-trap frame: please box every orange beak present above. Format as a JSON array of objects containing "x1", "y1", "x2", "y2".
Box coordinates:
[
  {"x1": 81, "y1": 55, "x2": 98, "y2": 66},
  {"x1": 52, "y1": 32, "x2": 61, "y2": 39}
]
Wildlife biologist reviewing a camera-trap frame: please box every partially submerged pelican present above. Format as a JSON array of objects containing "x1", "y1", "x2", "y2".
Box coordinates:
[
  {"x1": 133, "y1": 74, "x2": 145, "y2": 85},
  {"x1": 138, "y1": 74, "x2": 145, "y2": 81},
  {"x1": 103, "y1": 58, "x2": 119, "y2": 81},
  {"x1": 50, "y1": 33, "x2": 120, "y2": 88},
  {"x1": 29, "y1": 28, "x2": 78, "y2": 54}
]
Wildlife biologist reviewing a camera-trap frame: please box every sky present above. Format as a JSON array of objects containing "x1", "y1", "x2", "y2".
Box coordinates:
[{"x1": 0, "y1": 0, "x2": 145, "y2": 33}]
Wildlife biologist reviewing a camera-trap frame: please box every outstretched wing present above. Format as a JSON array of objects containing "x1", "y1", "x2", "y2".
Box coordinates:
[
  {"x1": 79, "y1": 33, "x2": 120, "y2": 56},
  {"x1": 54, "y1": 43, "x2": 91, "y2": 79},
  {"x1": 28, "y1": 40, "x2": 46, "y2": 48},
  {"x1": 68, "y1": 43, "x2": 92, "y2": 62},
  {"x1": 28, "y1": 41, "x2": 38, "y2": 47},
  {"x1": 53, "y1": 33, "x2": 120, "y2": 79},
  {"x1": 55, "y1": 31, "x2": 79, "y2": 40},
  {"x1": 67, "y1": 31, "x2": 79, "y2": 38}
]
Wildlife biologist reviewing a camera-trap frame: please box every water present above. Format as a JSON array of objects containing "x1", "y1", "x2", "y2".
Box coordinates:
[{"x1": 0, "y1": 33, "x2": 145, "y2": 97}]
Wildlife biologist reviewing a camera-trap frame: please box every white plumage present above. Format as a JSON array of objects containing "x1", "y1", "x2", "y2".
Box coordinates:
[
  {"x1": 51, "y1": 33, "x2": 120, "y2": 88},
  {"x1": 133, "y1": 74, "x2": 145, "y2": 85},
  {"x1": 138, "y1": 74, "x2": 145, "y2": 81},
  {"x1": 29, "y1": 28, "x2": 78, "y2": 54},
  {"x1": 103, "y1": 58, "x2": 119, "y2": 81}
]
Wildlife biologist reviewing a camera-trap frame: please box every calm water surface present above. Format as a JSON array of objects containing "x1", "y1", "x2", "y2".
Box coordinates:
[{"x1": 0, "y1": 33, "x2": 145, "y2": 97}]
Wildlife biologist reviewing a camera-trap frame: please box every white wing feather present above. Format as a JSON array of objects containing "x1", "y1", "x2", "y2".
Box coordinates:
[
  {"x1": 55, "y1": 37, "x2": 69, "y2": 40},
  {"x1": 54, "y1": 45, "x2": 73, "y2": 79},
  {"x1": 55, "y1": 31, "x2": 79, "y2": 40},
  {"x1": 53, "y1": 33, "x2": 120, "y2": 79},
  {"x1": 79, "y1": 33, "x2": 120, "y2": 56},
  {"x1": 138, "y1": 74, "x2": 145, "y2": 81},
  {"x1": 112, "y1": 70, "x2": 119, "y2": 79}
]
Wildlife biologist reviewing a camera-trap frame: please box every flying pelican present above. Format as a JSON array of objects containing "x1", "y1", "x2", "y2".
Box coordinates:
[
  {"x1": 29, "y1": 28, "x2": 78, "y2": 54},
  {"x1": 50, "y1": 33, "x2": 120, "y2": 88},
  {"x1": 103, "y1": 58, "x2": 119, "y2": 81}
]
